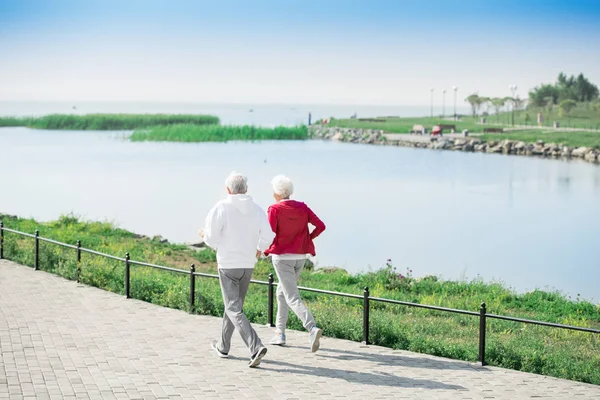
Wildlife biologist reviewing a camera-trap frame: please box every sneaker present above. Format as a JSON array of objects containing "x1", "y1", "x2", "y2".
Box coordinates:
[
  {"x1": 210, "y1": 340, "x2": 228, "y2": 358},
  {"x1": 269, "y1": 333, "x2": 286, "y2": 346},
  {"x1": 248, "y1": 346, "x2": 268, "y2": 368},
  {"x1": 309, "y1": 327, "x2": 323, "y2": 353}
]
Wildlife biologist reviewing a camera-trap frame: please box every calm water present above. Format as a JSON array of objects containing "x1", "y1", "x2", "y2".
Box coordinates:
[{"x1": 1, "y1": 127, "x2": 599, "y2": 302}]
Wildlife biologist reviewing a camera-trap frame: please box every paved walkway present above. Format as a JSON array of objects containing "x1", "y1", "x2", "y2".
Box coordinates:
[{"x1": 1, "y1": 259, "x2": 599, "y2": 400}]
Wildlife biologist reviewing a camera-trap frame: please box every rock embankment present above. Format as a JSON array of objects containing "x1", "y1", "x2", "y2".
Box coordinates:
[{"x1": 309, "y1": 126, "x2": 599, "y2": 164}]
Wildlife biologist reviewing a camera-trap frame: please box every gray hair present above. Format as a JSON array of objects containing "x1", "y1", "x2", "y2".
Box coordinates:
[
  {"x1": 271, "y1": 175, "x2": 294, "y2": 198},
  {"x1": 225, "y1": 172, "x2": 248, "y2": 194}
]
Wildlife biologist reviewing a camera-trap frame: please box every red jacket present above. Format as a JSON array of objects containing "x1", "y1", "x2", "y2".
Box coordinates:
[{"x1": 264, "y1": 200, "x2": 326, "y2": 256}]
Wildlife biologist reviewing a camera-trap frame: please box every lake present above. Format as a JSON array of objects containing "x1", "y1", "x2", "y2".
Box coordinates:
[{"x1": 1, "y1": 127, "x2": 599, "y2": 302}]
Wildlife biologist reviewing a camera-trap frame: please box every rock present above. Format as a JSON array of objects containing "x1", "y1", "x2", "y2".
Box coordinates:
[
  {"x1": 469, "y1": 138, "x2": 482, "y2": 146},
  {"x1": 314, "y1": 267, "x2": 348, "y2": 275},
  {"x1": 501, "y1": 140, "x2": 513, "y2": 153},
  {"x1": 331, "y1": 132, "x2": 344, "y2": 141},
  {"x1": 464, "y1": 143, "x2": 474, "y2": 152},
  {"x1": 474, "y1": 143, "x2": 487, "y2": 152},
  {"x1": 531, "y1": 144, "x2": 545, "y2": 156},
  {"x1": 188, "y1": 241, "x2": 206, "y2": 248},
  {"x1": 514, "y1": 141, "x2": 526, "y2": 151},
  {"x1": 433, "y1": 140, "x2": 452, "y2": 150},
  {"x1": 584, "y1": 151, "x2": 598, "y2": 163},
  {"x1": 562, "y1": 146, "x2": 572, "y2": 157},
  {"x1": 572, "y1": 147, "x2": 590, "y2": 157},
  {"x1": 454, "y1": 138, "x2": 467, "y2": 146},
  {"x1": 487, "y1": 143, "x2": 503, "y2": 153}
]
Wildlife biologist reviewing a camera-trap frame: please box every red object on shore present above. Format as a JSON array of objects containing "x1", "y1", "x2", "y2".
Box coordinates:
[{"x1": 431, "y1": 125, "x2": 442, "y2": 135}]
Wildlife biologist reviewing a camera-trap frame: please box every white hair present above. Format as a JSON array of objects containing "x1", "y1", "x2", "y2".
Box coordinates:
[
  {"x1": 271, "y1": 175, "x2": 294, "y2": 198},
  {"x1": 225, "y1": 172, "x2": 248, "y2": 194}
]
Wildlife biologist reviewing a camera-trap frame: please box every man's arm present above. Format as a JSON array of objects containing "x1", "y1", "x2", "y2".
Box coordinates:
[
  {"x1": 257, "y1": 207, "x2": 276, "y2": 253},
  {"x1": 202, "y1": 204, "x2": 223, "y2": 250},
  {"x1": 307, "y1": 206, "x2": 326, "y2": 240}
]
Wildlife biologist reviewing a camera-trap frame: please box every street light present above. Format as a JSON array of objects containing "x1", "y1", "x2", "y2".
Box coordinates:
[
  {"x1": 430, "y1": 88, "x2": 434, "y2": 118},
  {"x1": 509, "y1": 84, "x2": 518, "y2": 126},
  {"x1": 452, "y1": 86, "x2": 458, "y2": 121},
  {"x1": 442, "y1": 89, "x2": 447, "y2": 118}
]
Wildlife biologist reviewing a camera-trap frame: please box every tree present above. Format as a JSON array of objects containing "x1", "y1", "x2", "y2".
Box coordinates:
[
  {"x1": 465, "y1": 94, "x2": 483, "y2": 117},
  {"x1": 490, "y1": 97, "x2": 505, "y2": 122},
  {"x1": 529, "y1": 84, "x2": 559, "y2": 107},
  {"x1": 529, "y1": 72, "x2": 599, "y2": 106},
  {"x1": 559, "y1": 99, "x2": 577, "y2": 116},
  {"x1": 479, "y1": 96, "x2": 491, "y2": 115}
]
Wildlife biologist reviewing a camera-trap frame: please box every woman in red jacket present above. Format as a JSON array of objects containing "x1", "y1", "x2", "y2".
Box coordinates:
[{"x1": 264, "y1": 175, "x2": 326, "y2": 352}]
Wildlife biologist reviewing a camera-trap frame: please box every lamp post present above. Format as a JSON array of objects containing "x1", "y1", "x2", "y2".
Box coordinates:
[
  {"x1": 442, "y1": 89, "x2": 447, "y2": 118},
  {"x1": 430, "y1": 88, "x2": 434, "y2": 118},
  {"x1": 509, "y1": 84, "x2": 518, "y2": 126},
  {"x1": 452, "y1": 86, "x2": 458, "y2": 121}
]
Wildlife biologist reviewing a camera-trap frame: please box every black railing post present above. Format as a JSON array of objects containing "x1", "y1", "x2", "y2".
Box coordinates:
[
  {"x1": 34, "y1": 230, "x2": 39, "y2": 270},
  {"x1": 125, "y1": 252, "x2": 130, "y2": 299},
  {"x1": 268, "y1": 273, "x2": 275, "y2": 327},
  {"x1": 0, "y1": 221, "x2": 4, "y2": 259},
  {"x1": 189, "y1": 264, "x2": 196, "y2": 313},
  {"x1": 479, "y1": 302, "x2": 487, "y2": 366},
  {"x1": 76, "y1": 240, "x2": 82, "y2": 283},
  {"x1": 362, "y1": 286, "x2": 370, "y2": 345}
]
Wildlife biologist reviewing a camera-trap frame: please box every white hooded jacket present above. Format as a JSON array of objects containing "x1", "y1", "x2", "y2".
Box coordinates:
[{"x1": 203, "y1": 194, "x2": 275, "y2": 269}]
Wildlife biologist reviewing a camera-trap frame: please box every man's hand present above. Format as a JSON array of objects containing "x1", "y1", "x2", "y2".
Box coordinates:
[
  {"x1": 198, "y1": 229, "x2": 204, "y2": 239},
  {"x1": 256, "y1": 250, "x2": 262, "y2": 259}
]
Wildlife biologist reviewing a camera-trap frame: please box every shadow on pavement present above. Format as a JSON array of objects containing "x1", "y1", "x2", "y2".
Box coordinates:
[{"x1": 260, "y1": 359, "x2": 465, "y2": 390}]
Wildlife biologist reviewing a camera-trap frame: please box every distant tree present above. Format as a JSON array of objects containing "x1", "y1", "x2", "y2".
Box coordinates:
[
  {"x1": 544, "y1": 96, "x2": 555, "y2": 114},
  {"x1": 491, "y1": 97, "x2": 505, "y2": 115},
  {"x1": 529, "y1": 72, "x2": 599, "y2": 106},
  {"x1": 513, "y1": 96, "x2": 526, "y2": 111},
  {"x1": 529, "y1": 84, "x2": 559, "y2": 107},
  {"x1": 465, "y1": 94, "x2": 483, "y2": 117},
  {"x1": 559, "y1": 99, "x2": 577, "y2": 116},
  {"x1": 479, "y1": 96, "x2": 492, "y2": 115}
]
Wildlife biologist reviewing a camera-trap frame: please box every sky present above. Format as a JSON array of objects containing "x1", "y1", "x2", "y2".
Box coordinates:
[{"x1": 1, "y1": 0, "x2": 600, "y2": 105}]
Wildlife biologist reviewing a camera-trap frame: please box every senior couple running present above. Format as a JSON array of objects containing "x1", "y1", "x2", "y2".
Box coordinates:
[{"x1": 199, "y1": 172, "x2": 326, "y2": 368}]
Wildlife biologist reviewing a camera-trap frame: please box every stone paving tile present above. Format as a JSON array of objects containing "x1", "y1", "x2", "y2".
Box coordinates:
[{"x1": 1, "y1": 259, "x2": 599, "y2": 399}]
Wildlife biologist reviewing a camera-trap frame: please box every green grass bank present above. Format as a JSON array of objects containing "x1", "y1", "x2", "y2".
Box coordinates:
[
  {"x1": 130, "y1": 124, "x2": 308, "y2": 142},
  {"x1": 1, "y1": 214, "x2": 599, "y2": 384},
  {"x1": 0, "y1": 114, "x2": 220, "y2": 130},
  {"x1": 329, "y1": 104, "x2": 600, "y2": 148}
]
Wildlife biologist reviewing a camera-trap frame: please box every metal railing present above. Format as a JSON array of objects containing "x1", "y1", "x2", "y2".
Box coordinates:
[{"x1": 1, "y1": 221, "x2": 599, "y2": 366}]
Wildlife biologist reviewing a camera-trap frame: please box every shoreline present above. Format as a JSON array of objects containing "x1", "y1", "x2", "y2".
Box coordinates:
[
  {"x1": 309, "y1": 126, "x2": 600, "y2": 164},
  {"x1": 1, "y1": 213, "x2": 599, "y2": 384}
]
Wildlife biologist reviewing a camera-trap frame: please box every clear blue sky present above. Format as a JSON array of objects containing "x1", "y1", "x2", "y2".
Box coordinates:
[{"x1": 1, "y1": 0, "x2": 599, "y2": 105}]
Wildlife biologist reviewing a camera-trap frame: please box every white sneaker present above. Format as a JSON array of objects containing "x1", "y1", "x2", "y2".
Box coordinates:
[
  {"x1": 269, "y1": 333, "x2": 286, "y2": 346},
  {"x1": 309, "y1": 327, "x2": 323, "y2": 353},
  {"x1": 210, "y1": 340, "x2": 228, "y2": 358},
  {"x1": 249, "y1": 346, "x2": 268, "y2": 368}
]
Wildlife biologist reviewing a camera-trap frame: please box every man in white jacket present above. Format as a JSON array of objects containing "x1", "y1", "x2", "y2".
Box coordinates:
[{"x1": 200, "y1": 172, "x2": 275, "y2": 368}]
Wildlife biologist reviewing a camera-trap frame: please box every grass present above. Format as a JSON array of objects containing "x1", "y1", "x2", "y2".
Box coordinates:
[
  {"x1": 326, "y1": 116, "x2": 496, "y2": 134},
  {"x1": 328, "y1": 104, "x2": 600, "y2": 149},
  {"x1": 1, "y1": 214, "x2": 599, "y2": 384},
  {"x1": 481, "y1": 130, "x2": 600, "y2": 149},
  {"x1": 0, "y1": 114, "x2": 220, "y2": 130},
  {"x1": 129, "y1": 124, "x2": 308, "y2": 142}
]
